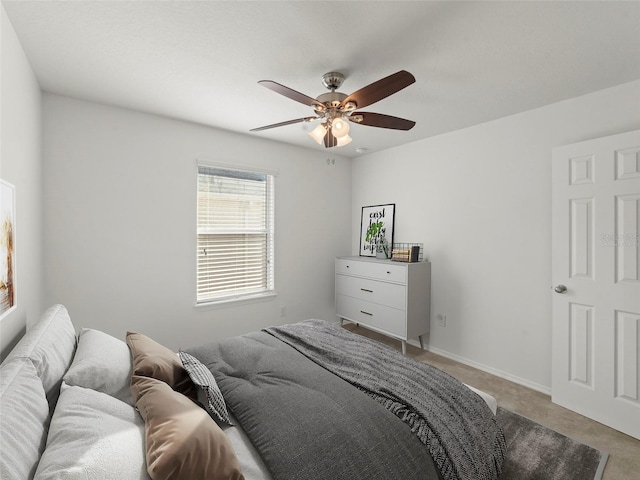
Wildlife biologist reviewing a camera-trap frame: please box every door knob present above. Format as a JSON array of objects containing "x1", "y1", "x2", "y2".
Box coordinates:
[{"x1": 554, "y1": 285, "x2": 567, "y2": 294}]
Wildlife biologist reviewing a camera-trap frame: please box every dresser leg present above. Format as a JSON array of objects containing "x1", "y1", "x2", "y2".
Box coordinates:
[
  {"x1": 419, "y1": 335, "x2": 424, "y2": 350},
  {"x1": 401, "y1": 340, "x2": 407, "y2": 355}
]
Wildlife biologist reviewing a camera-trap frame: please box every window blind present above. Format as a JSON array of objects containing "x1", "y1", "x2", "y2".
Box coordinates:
[{"x1": 197, "y1": 166, "x2": 274, "y2": 303}]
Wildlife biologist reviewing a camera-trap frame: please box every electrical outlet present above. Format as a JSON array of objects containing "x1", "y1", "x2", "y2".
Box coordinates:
[
  {"x1": 438, "y1": 314, "x2": 447, "y2": 327},
  {"x1": 280, "y1": 306, "x2": 287, "y2": 317}
]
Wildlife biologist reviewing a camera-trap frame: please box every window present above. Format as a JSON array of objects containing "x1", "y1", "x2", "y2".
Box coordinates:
[{"x1": 197, "y1": 165, "x2": 274, "y2": 304}]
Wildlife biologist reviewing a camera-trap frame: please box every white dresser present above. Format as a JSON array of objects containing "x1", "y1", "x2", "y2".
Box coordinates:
[{"x1": 335, "y1": 256, "x2": 431, "y2": 354}]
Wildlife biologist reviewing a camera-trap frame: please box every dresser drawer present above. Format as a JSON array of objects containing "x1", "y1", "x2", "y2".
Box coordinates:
[
  {"x1": 335, "y1": 274, "x2": 406, "y2": 310},
  {"x1": 336, "y1": 294, "x2": 406, "y2": 338},
  {"x1": 336, "y1": 258, "x2": 406, "y2": 284}
]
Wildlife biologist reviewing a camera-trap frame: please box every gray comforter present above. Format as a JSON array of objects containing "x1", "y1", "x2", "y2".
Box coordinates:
[
  {"x1": 266, "y1": 319, "x2": 505, "y2": 480},
  {"x1": 187, "y1": 320, "x2": 504, "y2": 480}
]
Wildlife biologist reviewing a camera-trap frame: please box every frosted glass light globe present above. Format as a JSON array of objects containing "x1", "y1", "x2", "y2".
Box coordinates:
[{"x1": 331, "y1": 117, "x2": 350, "y2": 138}]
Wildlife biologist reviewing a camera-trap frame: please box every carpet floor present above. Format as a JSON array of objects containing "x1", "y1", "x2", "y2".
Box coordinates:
[
  {"x1": 497, "y1": 407, "x2": 607, "y2": 480},
  {"x1": 344, "y1": 324, "x2": 639, "y2": 479}
]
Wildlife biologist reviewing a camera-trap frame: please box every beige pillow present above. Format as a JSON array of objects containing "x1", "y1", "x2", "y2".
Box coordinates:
[
  {"x1": 131, "y1": 375, "x2": 244, "y2": 480},
  {"x1": 126, "y1": 332, "x2": 196, "y2": 400}
]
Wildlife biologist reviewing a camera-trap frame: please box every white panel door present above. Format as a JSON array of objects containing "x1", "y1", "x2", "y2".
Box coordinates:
[{"x1": 552, "y1": 129, "x2": 640, "y2": 440}]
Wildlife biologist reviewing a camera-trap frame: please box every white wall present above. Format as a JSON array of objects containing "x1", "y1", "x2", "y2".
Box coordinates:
[
  {"x1": 42, "y1": 94, "x2": 351, "y2": 350},
  {"x1": 0, "y1": 5, "x2": 43, "y2": 360},
  {"x1": 351, "y1": 80, "x2": 640, "y2": 392}
]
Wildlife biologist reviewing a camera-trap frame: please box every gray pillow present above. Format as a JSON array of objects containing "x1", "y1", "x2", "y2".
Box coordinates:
[
  {"x1": 0, "y1": 359, "x2": 50, "y2": 480},
  {"x1": 34, "y1": 384, "x2": 149, "y2": 480},
  {"x1": 178, "y1": 351, "x2": 232, "y2": 425},
  {"x1": 63, "y1": 328, "x2": 133, "y2": 405},
  {"x1": 3, "y1": 304, "x2": 76, "y2": 410}
]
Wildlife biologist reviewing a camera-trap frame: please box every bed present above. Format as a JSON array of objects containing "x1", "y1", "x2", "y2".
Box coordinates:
[{"x1": 0, "y1": 304, "x2": 505, "y2": 480}]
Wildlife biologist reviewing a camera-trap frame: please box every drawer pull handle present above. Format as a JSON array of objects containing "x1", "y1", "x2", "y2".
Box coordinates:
[
  {"x1": 360, "y1": 288, "x2": 373, "y2": 293},
  {"x1": 386, "y1": 271, "x2": 391, "y2": 274},
  {"x1": 360, "y1": 310, "x2": 373, "y2": 316}
]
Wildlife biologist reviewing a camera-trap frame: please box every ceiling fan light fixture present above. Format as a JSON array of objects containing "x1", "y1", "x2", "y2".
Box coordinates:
[
  {"x1": 309, "y1": 123, "x2": 327, "y2": 144},
  {"x1": 336, "y1": 134, "x2": 352, "y2": 147},
  {"x1": 331, "y1": 117, "x2": 350, "y2": 138}
]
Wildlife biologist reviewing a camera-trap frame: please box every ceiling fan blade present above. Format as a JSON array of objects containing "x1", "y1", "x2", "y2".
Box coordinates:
[
  {"x1": 324, "y1": 129, "x2": 337, "y2": 148},
  {"x1": 250, "y1": 117, "x2": 317, "y2": 132},
  {"x1": 350, "y1": 112, "x2": 416, "y2": 130},
  {"x1": 258, "y1": 80, "x2": 325, "y2": 108},
  {"x1": 341, "y1": 70, "x2": 415, "y2": 109}
]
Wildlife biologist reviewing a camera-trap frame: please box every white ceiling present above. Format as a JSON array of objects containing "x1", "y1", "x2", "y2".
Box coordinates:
[{"x1": 3, "y1": 1, "x2": 640, "y2": 158}]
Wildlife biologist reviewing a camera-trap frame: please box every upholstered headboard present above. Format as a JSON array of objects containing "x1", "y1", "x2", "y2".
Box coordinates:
[{"x1": 0, "y1": 304, "x2": 77, "y2": 479}]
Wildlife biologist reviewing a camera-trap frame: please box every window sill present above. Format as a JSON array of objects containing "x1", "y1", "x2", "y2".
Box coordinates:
[{"x1": 194, "y1": 291, "x2": 278, "y2": 310}]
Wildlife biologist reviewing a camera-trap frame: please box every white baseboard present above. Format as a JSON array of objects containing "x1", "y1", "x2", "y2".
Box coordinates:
[{"x1": 414, "y1": 341, "x2": 552, "y2": 396}]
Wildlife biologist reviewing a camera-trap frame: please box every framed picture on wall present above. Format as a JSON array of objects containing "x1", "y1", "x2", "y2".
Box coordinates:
[
  {"x1": 1, "y1": 179, "x2": 16, "y2": 319},
  {"x1": 359, "y1": 203, "x2": 395, "y2": 257}
]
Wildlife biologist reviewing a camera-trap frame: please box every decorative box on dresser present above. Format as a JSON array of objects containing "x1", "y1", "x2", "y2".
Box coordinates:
[{"x1": 335, "y1": 256, "x2": 431, "y2": 354}]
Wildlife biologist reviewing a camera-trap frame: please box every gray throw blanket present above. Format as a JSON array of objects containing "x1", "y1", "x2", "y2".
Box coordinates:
[{"x1": 266, "y1": 319, "x2": 506, "y2": 480}]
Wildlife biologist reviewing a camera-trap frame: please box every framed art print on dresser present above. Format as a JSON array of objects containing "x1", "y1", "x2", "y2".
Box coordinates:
[{"x1": 359, "y1": 203, "x2": 395, "y2": 257}]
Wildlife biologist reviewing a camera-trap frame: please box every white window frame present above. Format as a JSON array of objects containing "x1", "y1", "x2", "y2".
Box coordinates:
[{"x1": 195, "y1": 161, "x2": 276, "y2": 306}]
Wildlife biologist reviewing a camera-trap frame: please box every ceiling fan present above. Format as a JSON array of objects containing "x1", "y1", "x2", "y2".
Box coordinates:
[{"x1": 250, "y1": 70, "x2": 416, "y2": 148}]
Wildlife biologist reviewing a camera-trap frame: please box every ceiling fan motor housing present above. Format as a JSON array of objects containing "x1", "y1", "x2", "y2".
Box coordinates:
[
  {"x1": 315, "y1": 91, "x2": 347, "y2": 108},
  {"x1": 318, "y1": 72, "x2": 356, "y2": 112}
]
